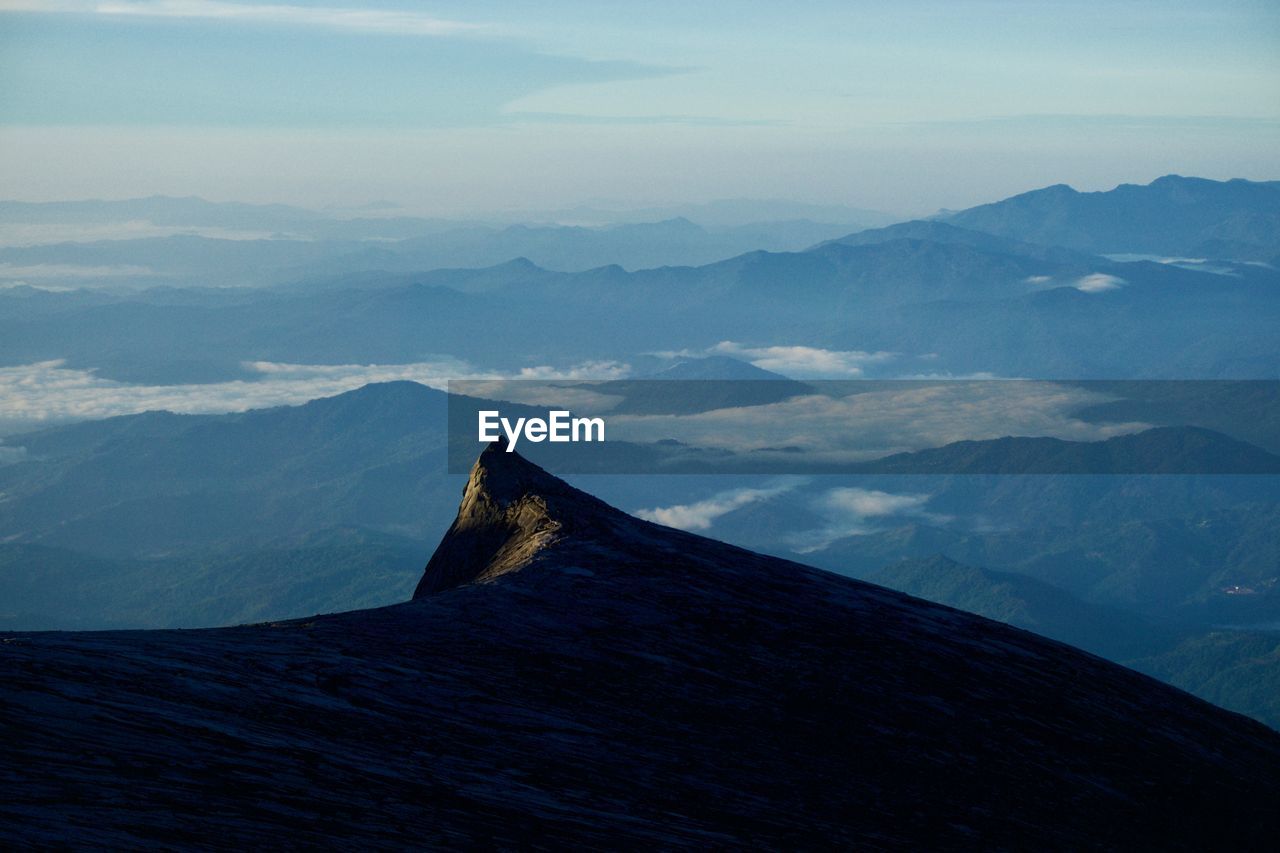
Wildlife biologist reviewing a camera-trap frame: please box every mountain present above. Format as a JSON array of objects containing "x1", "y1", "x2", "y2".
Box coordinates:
[
  {"x1": 813, "y1": 218, "x2": 1095, "y2": 264},
  {"x1": 854, "y1": 426, "x2": 1280, "y2": 475},
  {"x1": 867, "y1": 554, "x2": 1280, "y2": 729},
  {"x1": 0, "y1": 206, "x2": 871, "y2": 284},
  {"x1": 595, "y1": 356, "x2": 812, "y2": 415},
  {"x1": 868, "y1": 554, "x2": 1178, "y2": 660},
  {"x1": 3, "y1": 444, "x2": 1279, "y2": 847},
  {"x1": 4, "y1": 222, "x2": 1278, "y2": 386},
  {"x1": 803, "y1": 500, "x2": 1280, "y2": 618},
  {"x1": 0, "y1": 533, "x2": 426, "y2": 631},
  {"x1": 0, "y1": 381, "x2": 458, "y2": 559},
  {"x1": 944, "y1": 175, "x2": 1280, "y2": 260},
  {"x1": 513, "y1": 197, "x2": 897, "y2": 228}
]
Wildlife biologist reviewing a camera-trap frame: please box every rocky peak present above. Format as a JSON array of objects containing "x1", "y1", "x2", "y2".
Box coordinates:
[{"x1": 412, "y1": 440, "x2": 625, "y2": 597}]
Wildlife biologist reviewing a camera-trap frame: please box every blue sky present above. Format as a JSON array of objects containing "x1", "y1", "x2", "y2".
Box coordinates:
[{"x1": 1, "y1": 0, "x2": 1277, "y2": 214}]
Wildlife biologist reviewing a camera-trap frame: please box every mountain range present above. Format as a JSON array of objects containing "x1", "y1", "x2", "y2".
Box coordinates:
[{"x1": 3, "y1": 220, "x2": 1277, "y2": 387}]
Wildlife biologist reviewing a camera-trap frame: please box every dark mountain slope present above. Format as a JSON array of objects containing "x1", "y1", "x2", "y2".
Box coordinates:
[{"x1": 3, "y1": 445, "x2": 1279, "y2": 848}]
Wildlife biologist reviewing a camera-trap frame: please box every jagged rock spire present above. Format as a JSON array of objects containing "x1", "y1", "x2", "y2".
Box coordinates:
[{"x1": 413, "y1": 440, "x2": 621, "y2": 597}]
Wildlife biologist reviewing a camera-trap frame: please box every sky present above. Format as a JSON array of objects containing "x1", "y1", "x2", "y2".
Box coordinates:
[{"x1": 1, "y1": 0, "x2": 1278, "y2": 216}]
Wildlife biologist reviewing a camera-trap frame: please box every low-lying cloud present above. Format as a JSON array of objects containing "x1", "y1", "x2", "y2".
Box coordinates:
[
  {"x1": 0, "y1": 359, "x2": 470, "y2": 431},
  {"x1": 658, "y1": 341, "x2": 897, "y2": 378},
  {"x1": 787, "y1": 487, "x2": 946, "y2": 553},
  {"x1": 607, "y1": 381, "x2": 1150, "y2": 460},
  {"x1": 515, "y1": 361, "x2": 631, "y2": 380},
  {"x1": 0, "y1": 358, "x2": 644, "y2": 435},
  {"x1": 1075, "y1": 273, "x2": 1126, "y2": 293},
  {"x1": 634, "y1": 480, "x2": 800, "y2": 531}
]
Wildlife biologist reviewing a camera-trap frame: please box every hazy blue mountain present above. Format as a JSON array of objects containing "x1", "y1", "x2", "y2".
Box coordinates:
[
  {"x1": 868, "y1": 555, "x2": 1176, "y2": 659},
  {"x1": 4, "y1": 225, "x2": 1277, "y2": 384},
  {"x1": 854, "y1": 426, "x2": 1280, "y2": 475},
  {"x1": 0, "y1": 208, "x2": 873, "y2": 285},
  {"x1": 1068, "y1": 379, "x2": 1280, "y2": 454},
  {"x1": 4, "y1": 445, "x2": 1278, "y2": 848},
  {"x1": 512, "y1": 197, "x2": 898, "y2": 228},
  {"x1": 593, "y1": 357, "x2": 812, "y2": 415},
  {"x1": 813, "y1": 218, "x2": 1095, "y2": 263},
  {"x1": 867, "y1": 554, "x2": 1280, "y2": 728},
  {"x1": 377, "y1": 217, "x2": 870, "y2": 272},
  {"x1": 0, "y1": 382, "x2": 459, "y2": 558},
  {"x1": 801, "y1": 500, "x2": 1280, "y2": 619},
  {"x1": 944, "y1": 175, "x2": 1280, "y2": 260},
  {"x1": 0, "y1": 533, "x2": 425, "y2": 630}
]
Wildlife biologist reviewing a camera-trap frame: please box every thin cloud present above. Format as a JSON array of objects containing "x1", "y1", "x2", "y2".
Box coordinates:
[
  {"x1": 1075, "y1": 273, "x2": 1126, "y2": 293},
  {"x1": 0, "y1": 263, "x2": 155, "y2": 279},
  {"x1": 787, "y1": 487, "x2": 947, "y2": 553},
  {"x1": 634, "y1": 480, "x2": 800, "y2": 531},
  {"x1": 3, "y1": 1, "x2": 484, "y2": 36},
  {"x1": 0, "y1": 443, "x2": 27, "y2": 465},
  {"x1": 0, "y1": 359, "x2": 470, "y2": 429},
  {"x1": 707, "y1": 341, "x2": 897, "y2": 378},
  {"x1": 515, "y1": 361, "x2": 632, "y2": 380}
]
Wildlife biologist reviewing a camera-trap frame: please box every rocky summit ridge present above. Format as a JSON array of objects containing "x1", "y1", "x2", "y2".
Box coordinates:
[{"x1": 2, "y1": 446, "x2": 1280, "y2": 848}]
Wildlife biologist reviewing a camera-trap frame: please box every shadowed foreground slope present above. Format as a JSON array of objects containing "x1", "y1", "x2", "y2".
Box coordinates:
[{"x1": 2, "y1": 444, "x2": 1279, "y2": 848}]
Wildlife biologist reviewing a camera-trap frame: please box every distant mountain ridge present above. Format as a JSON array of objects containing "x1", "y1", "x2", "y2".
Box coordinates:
[
  {"x1": 813, "y1": 218, "x2": 1097, "y2": 264},
  {"x1": 943, "y1": 175, "x2": 1280, "y2": 260},
  {"x1": 854, "y1": 426, "x2": 1280, "y2": 475}
]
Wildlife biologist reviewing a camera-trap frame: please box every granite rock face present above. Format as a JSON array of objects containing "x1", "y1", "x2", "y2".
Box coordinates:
[{"x1": 3, "y1": 444, "x2": 1280, "y2": 848}]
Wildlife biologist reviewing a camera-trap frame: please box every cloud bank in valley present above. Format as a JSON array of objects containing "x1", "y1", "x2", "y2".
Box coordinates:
[
  {"x1": 607, "y1": 381, "x2": 1152, "y2": 460},
  {"x1": 633, "y1": 480, "x2": 801, "y2": 531},
  {"x1": 787, "y1": 487, "x2": 947, "y2": 553},
  {"x1": 0, "y1": 359, "x2": 469, "y2": 431},
  {"x1": 0, "y1": 358, "x2": 644, "y2": 435},
  {"x1": 661, "y1": 342, "x2": 895, "y2": 378}
]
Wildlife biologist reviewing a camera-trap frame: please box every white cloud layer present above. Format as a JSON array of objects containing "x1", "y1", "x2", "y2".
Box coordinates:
[
  {"x1": 0, "y1": 359, "x2": 468, "y2": 430},
  {"x1": 633, "y1": 481, "x2": 799, "y2": 531},
  {"x1": 607, "y1": 381, "x2": 1151, "y2": 460},
  {"x1": 0, "y1": 358, "x2": 642, "y2": 434}
]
